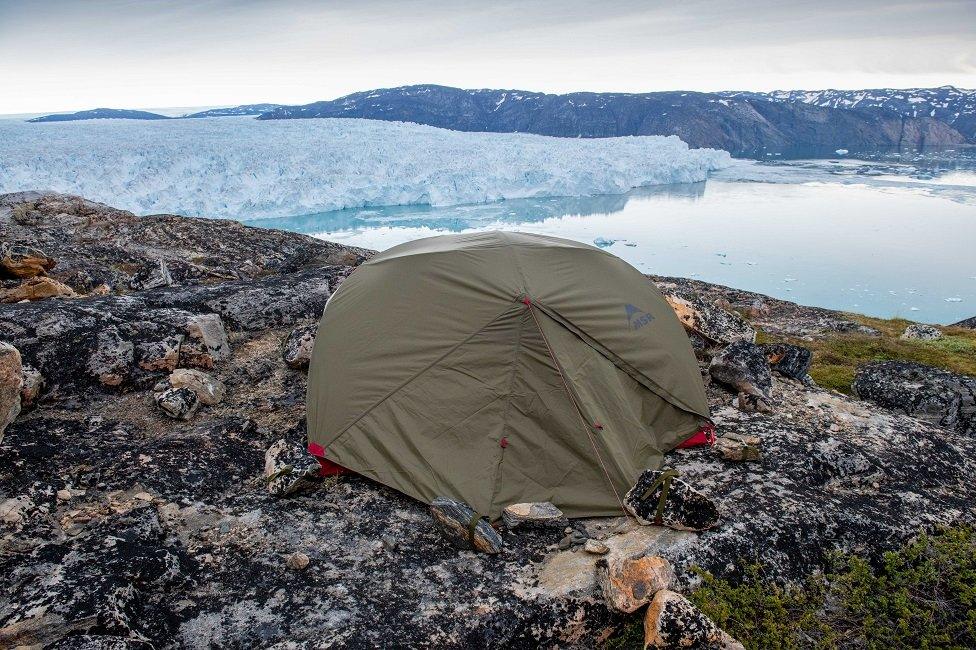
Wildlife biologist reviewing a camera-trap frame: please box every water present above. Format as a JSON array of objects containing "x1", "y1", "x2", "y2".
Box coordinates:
[{"x1": 247, "y1": 148, "x2": 976, "y2": 324}]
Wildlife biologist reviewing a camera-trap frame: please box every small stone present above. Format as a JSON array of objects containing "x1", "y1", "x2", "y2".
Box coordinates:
[
  {"x1": 714, "y1": 436, "x2": 761, "y2": 462},
  {"x1": 56, "y1": 489, "x2": 72, "y2": 501},
  {"x1": 501, "y1": 501, "x2": 565, "y2": 529},
  {"x1": 19, "y1": 364, "x2": 43, "y2": 406},
  {"x1": 557, "y1": 535, "x2": 574, "y2": 550},
  {"x1": 430, "y1": 497, "x2": 503, "y2": 554},
  {"x1": 644, "y1": 589, "x2": 744, "y2": 649},
  {"x1": 264, "y1": 438, "x2": 322, "y2": 497},
  {"x1": 129, "y1": 258, "x2": 174, "y2": 291},
  {"x1": 0, "y1": 276, "x2": 76, "y2": 303},
  {"x1": 154, "y1": 387, "x2": 200, "y2": 420},
  {"x1": 584, "y1": 539, "x2": 610, "y2": 554},
  {"x1": 219, "y1": 521, "x2": 231, "y2": 534},
  {"x1": 382, "y1": 534, "x2": 398, "y2": 550},
  {"x1": 167, "y1": 368, "x2": 226, "y2": 405},
  {"x1": 283, "y1": 322, "x2": 318, "y2": 370},
  {"x1": 286, "y1": 551, "x2": 310, "y2": 571},
  {"x1": 133, "y1": 492, "x2": 153, "y2": 501},
  {"x1": 181, "y1": 313, "x2": 231, "y2": 368},
  {"x1": 597, "y1": 554, "x2": 674, "y2": 613},
  {"x1": 900, "y1": 323, "x2": 942, "y2": 341}
]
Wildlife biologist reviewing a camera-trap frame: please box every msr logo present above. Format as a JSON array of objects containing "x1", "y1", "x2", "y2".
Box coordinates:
[{"x1": 625, "y1": 304, "x2": 655, "y2": 330}]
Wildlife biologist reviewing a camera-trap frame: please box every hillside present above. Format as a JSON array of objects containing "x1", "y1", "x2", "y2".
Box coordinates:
[{"x1": 26, "y1": 108, "x2": 171, "y2": 123}]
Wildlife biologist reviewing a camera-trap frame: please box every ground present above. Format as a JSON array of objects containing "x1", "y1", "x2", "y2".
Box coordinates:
[{"x1": 1, "y1": 193, "x2": 975, "y2": 648}]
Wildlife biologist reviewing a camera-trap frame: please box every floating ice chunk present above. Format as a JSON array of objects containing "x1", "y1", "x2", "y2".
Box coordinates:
[
  {"x1": 0, "y1": 117, "x2": 732, "y2": 220},
  {"x1": 783, "y1": 277, "x2": 797, "y2": 282},
  {"x1": 945, "y1": 297, "x2": 963, "y2": 303},
  {"x1": 593, "y1": 237, "x2": 616, "y2": 248},
  {"x1": 835, "y1": 148, "x2": 849, "y2": 155},
  {"x1": 624, "y1": 242, "x2": 637, "y2": 247},
  {"x1": 910, "y1": 307, "x2": 920, "y2": 311}
]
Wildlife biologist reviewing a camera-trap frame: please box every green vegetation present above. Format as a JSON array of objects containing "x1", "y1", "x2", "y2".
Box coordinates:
[
  {"x1": 606, "y1": 526, "x2": 976, "y2": 649},
  {"x1": 758, "y1": 316, "x2": 976, "y2": 395}
]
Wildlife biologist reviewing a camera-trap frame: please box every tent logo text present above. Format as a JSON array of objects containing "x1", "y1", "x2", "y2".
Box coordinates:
[{"x1": 625, "y1": 304, "x2": 654, "y2": 330}]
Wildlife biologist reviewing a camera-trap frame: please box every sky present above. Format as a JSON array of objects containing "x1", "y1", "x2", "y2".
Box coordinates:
[{"x1": 1, "y1": 0, "x2": 974, "y2": 115}]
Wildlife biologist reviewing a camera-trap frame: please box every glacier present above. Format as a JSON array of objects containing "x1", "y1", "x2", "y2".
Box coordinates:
[{"x1": 0, "y1": 116, "x2": 731, "y2": 220}]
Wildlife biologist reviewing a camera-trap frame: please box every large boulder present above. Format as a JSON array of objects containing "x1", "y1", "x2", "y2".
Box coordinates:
[
  {"x1": 0, "y1": 342, "x2": 23, "y2": 442},
  {"x1": 165, "y1": 369, "x2": 225, "y2": 406},
  {"x1": 709, "y1": 341, "x2": 773, "y2": 410},
  {"x1": 597, "y1": 554, "x2": 674, "y2": 613},
  {"x1": 643, "y1": 590, "x2": 744, "y2": 649},
  {"x1": 900, "y1": 323, "x2": 942, "y2": 341},
  {"x1": 853, "y1": 361, "x2": 976, "y2": 435},
  {"x1": 0, "y1": 276, "x2": 76, "y2": 303},
  {"x1": 0, "y1": 242, "x2": 55, "y2": 278},
  {"x1": 659, "y1": 288, "x2": 755, "y2": 350}
]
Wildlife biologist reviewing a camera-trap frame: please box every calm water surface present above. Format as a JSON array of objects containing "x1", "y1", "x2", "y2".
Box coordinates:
[{"x1": 248, "y1": 149, "x2": 976, "y2": 324}]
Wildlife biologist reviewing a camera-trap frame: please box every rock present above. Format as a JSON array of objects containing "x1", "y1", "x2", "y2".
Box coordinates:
[
  {"x1": 853, "y1": 361, "x2": 976, "y2": 435},
  {"x1": 283, "y1": 322, "x2": 318, "y2": 369},
  {"x1": 0, "y1": 342, "x2": 23, "y2": 441},
  {"x1": 736, "y1": 391, "x2": 774, "y2": 414},
  {"x1": 19, "y1": 364, "x2": 43, "y2": 406},
  {"x1": 154, "y1": 387, "x2": 200, "y2": 420},
  {"x1": 136, "y1": 335, "x2": 184, "y2": 372},
  {"x1": 624, "y1": 469, "x2": 720, "y2": 531},
  {"x1": 285, "y1": 551, "x2": 310, "y2": 571},
  {"x1": 661, "y1": 289, "x2": 756, "y2": 347},
  {"x1": 166, "y1": 368, "x2": 225, "y2": 406},
  {"x1": 596, "y1": 554, "x2": 674, "y2": 613},
  {"x1": 129, "y1": 258, "x2": 173, "y2": 291},
  {"x1": 56, "y1": 489, "x2": 72, "y2": 501},
  {"x1": 710, "y1": 341, "x2": 773, "y2": 409},
  {"x1": 644, "y1": 589, "x2": 744, "y2": 649},
  {"x1": 900, "y1": 323, "x2": 942, "y2": 341},
  {"x1": 264, "y1": 438, "x2": 322, "y2": 497},
  {"x1": 0, "y1": 276, "x2": 77, "y2": 302},
  {"x1": 0, "y1": 242, "x2": 55, "y2": 278},
  {"x1": 181, "y1": 314, "x2": 231, "y2": 368},
  {"x1": 429, "y1": 497, "x2": 503, "y2": 554},
  {"x1": 87, "y1": 327, "x2": 134, "y2": 387},
  {"x1": 714, "y1": 436, "x2": 762, "y2": 462},
  {"x1": 0, "y1": 495, "x2": 33, "y2": 526},
  {"x1": 501, "y1": 501, "x2": 565, "y2": 529},
  {"x1": 741, "y1": 299, "x2": 770, "y2": 320},
  {"x1": 584, "y1": 539, "x2": 610, "y2": 555},
  {"x1": 762, "y1": 343, "x2": 813, "y2": 382}
]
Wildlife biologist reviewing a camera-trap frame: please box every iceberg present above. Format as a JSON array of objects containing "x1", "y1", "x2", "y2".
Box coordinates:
[{"x1": 0, "y1": 117, "x2": 731, "y2": 220}]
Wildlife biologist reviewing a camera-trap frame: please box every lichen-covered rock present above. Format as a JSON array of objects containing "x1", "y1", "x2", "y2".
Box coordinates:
[
  {"x1": 853, "y1": 361, "x2": 976, "y2": 436},
  {"x1": 762, "y1": 343, "x2": 813, "y2": 382},
  {"x1": 181, "y1": 313, "x2": 231, "y2": 368},
  {"x1": 430, "y1": 497, "x2": 504, "y2": 554},
  {"x1": 154, "y1": 386, "x2": 200, "y2": 420},
  {"x1": 282, "y1": 321, "x2": 318, "y2": 369},
  {"x1": 0, "y1": 342, "x2": 23, "y2": 441},
  {"x1": 502, "y1": 501, "x2": 565, "y2": 529},
  {"x1": 87, "y1": 327, "x2": 134, "y2": 387},
  {"x1": 1, "y1": 276, "x2": 77, "y2": 302},
  {"x1": 660, "y1": 288, "x2": 755, "y2": 348},
  {"x1": 643, "y1": 590, "x2": 744, "y2": 649},
  {"x1": 129, "y1": 258, "x2": 173, "y2": 291},
  {"x1": 709, "y1": 341, "x2": 773, "y2": 408},
  {"x1": 264, "y1": 438, "x2": 321, "y2": 497},
  {"x1": 136, "y1": 335, "x2": 184, "y2": 372},
  {"x1": 900, "y1": 323, "x2": 942, "y2": 341},
  {"x1": 0, "y1": 242, "x2": 55, "y2": 278},
  {"x1": 596, "y1": 554, "x2": 674, "y2": 613},
  {"x1": 166, "y1": 368, "x2": 225, "y2": 406},
  {"x1": 624, "y1": 470, "x2": 720, "y2": 531},
  {"x1": 19, "y1": 364, "x2": 42, "y2": 407}
]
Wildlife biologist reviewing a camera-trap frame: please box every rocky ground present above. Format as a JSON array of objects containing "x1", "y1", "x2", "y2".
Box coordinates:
[{"x1": 1, "y1": 193, "x2": 975, "y2": 649}]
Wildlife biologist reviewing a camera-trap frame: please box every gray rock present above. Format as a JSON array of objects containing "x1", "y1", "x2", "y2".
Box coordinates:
[
  {"x1": 282, "y1": 322, "x2": 318, "y2": 370},
  {"x1": 129, "y1": 259, "x2": 173, "y2": 291},
  {"x1": 853, "y1": 361, "x2": 976, "y2": 435},
  {"x1": 19, "y1": 364, "x2": 43, "y2": 406},
  {"x1": 661, "y1": 288, "x2": 756, "y2": 348},
  {"x1": 624, "y1": 469, "x2": 720, "y2": 531},
  {"x1": 0, "y1": 241, "x2": 55, "y2": 278},
  {"x1": 86, "y1": 327, "x2": 135, "y2": 387},
  {"x1": 264, "y1": 438, "x2": 321, "y2": 497},
  {"x1": 154, "y1": 386, "x2": 200, "y2": 420},
  {"x1": 761, "y1": 343, "x2": 813, "y2": 382},
  {"x1": 900, "y1": 323, "x2": 943, "y2": 341},
  {"x1": 709, "y1": 341, "x2": 773, "y2": 409},
  {"x1": 501, "y1": 501, "x2": 565, "y2": 529},
  {"x1": 165, "y1": 368, "x2": 225, "y2": 406}
]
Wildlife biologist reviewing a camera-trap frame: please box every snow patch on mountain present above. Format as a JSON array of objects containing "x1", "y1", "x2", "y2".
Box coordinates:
[{"x1": 0, "y1": 117, "x2": 730, "y2": 219}]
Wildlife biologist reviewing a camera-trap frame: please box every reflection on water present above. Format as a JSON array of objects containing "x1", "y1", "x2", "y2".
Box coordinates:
[
  {"x1": 244, "y1": 153, "x2": 976, "y2": 324},
  {"x1": 246, "y1": 183, "x2": 706, "y2": 235}
]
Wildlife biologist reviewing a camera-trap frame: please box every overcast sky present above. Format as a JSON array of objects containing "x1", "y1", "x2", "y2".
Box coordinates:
[{"x1": 1, "y1": 0, "x2": 974, "y2": 114}]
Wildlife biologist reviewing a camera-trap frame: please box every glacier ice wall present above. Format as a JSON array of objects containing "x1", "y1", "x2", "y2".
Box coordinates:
[{"x1": 0, "y1": 116, "x2": 731, "y2": 219}]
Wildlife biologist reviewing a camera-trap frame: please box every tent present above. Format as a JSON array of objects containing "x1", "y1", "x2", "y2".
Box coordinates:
[{"x1": 307, "y1": 231, "x2": 711, "y2": 520}]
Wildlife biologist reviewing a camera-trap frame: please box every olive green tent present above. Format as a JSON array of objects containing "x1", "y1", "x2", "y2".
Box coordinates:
[{"x1": 307, "y1": 231, "x2": 710, "y2": 520}]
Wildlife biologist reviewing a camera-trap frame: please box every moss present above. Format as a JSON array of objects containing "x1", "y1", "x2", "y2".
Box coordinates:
[
  {"x1": 605, "y1": 526, "x2": 976, "y2": 649},
  {"x1": 760, "y1": 317, "x2": 976, "y2": 395}
]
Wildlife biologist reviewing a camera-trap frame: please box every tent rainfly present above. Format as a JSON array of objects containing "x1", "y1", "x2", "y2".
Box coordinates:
[{"x1": 307, "y1": 231, "x2": 711, "y2": 520}]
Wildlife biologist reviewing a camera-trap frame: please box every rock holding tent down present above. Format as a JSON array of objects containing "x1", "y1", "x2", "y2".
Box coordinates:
[
  {"x1": 624, "y1": 469, "x2": 719, "y2": 531},
  {"x1": 644, "y1": 590, "x2": 744, "y2": 649},
  {"x1": 709, "y1": 341, "x2": 773, "y2": 412},
  {"x1": 501, "y1": 502, "x2": 565, "y2": 529},
  {"x1": 597, "y1": 554, "x2": 674, "y2": 613},
  {"x1": 430, "y1": 497, "x2": 503, "y2": 554}
]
